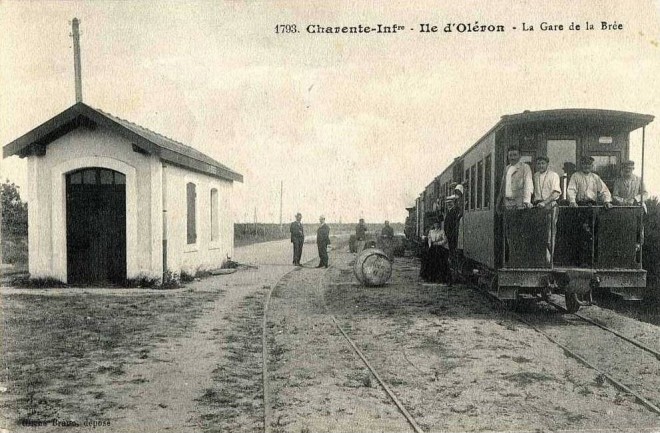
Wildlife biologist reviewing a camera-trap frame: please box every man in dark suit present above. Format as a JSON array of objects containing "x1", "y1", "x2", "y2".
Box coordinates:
[
  {"x1": 316, "y1": 215, "x2": 331, "y2": 268},
  {"x1": 290, "y1": 213, "x2": 304, "y2": 266}
]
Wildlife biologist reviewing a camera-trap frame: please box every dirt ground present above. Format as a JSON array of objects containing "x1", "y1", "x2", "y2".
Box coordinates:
[
  {"x1": 267, "y1": 250, "x2": 660, "y2": 433},
  {"x1": 2, "y1": 239, "x2": 660, "y2": 433}
]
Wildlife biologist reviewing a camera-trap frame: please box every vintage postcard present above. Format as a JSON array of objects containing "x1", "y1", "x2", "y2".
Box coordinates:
[{"x1": 1, "y1": 1, "x2": 660, "y2": 432}]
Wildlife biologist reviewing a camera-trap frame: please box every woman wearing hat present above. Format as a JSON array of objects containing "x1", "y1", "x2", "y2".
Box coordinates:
[{"x1": 426, "y1": 218, "x2": 450, "y2": 283}]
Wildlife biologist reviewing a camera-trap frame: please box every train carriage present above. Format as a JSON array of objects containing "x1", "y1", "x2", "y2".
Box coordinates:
[{"x1": 412, "y1": 109, "x2": 653, "y2": 312}]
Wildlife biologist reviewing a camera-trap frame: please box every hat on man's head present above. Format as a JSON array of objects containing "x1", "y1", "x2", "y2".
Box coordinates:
[
  {"x1": 454, "y1": 184, "x2": 464, "y2": 195},
  {"x1": 622, "y1": 160, "x2": 635, "y2": 168},
  {"x1": 579, "y1": 155, "x2": 595, "y2": 165}
]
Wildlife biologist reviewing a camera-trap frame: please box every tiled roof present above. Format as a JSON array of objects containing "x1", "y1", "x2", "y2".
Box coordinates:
[{"x1": 3, "y1": 102, "x2": 243, "y2": 183}]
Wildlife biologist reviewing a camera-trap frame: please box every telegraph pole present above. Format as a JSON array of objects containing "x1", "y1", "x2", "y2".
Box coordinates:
[{"x1": 71, "y1": 18, "x2": 83, "y2": 103}]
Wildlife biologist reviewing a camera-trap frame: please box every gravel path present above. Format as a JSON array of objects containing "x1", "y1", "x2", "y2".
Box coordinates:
[{"x1": 6, "y1": 239, "x2": 318, "y2": 433}]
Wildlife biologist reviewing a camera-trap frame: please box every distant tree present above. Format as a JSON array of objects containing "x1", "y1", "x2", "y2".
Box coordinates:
[
  {"x1": 644, "y1": 197, "x2": 660, "y2": 286},
  {"x1": 1, "y1": 179, "x2": 28, "y2": 236}
]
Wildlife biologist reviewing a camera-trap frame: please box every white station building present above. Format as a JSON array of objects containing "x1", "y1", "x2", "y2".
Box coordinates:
[{"x1": 3, "y1": 102, "x2": 243, "y2": 284}]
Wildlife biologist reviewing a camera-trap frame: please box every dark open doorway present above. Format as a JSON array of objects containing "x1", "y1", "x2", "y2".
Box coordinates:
[{"x1": 66, "y1": 167, "x2": 126, "y2": 285}]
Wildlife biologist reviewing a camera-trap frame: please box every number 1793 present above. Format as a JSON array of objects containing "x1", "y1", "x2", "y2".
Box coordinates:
[{"x1": 275, "y1": 24, "x2": 298, "y2": 33}]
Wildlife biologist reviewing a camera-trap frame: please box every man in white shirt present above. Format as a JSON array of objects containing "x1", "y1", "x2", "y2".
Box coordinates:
[
  {"x1": 533, "y1": 155, "x2": 561, "y2": 263},
  {"x1": 498, "y1": 146, "x2": 533, "y2": 211},
  {"x1": 567, "y1": 156, "x2": 612, "y2": 266},
  {"x1": 567, "y1": 156, "x2": 612, "y2": 208},
  {"x1": 533, "y1": 156, "x2": 561, "y2": 208}
]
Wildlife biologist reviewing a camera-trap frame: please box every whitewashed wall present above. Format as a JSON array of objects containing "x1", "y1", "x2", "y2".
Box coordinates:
[
  {"x1": 163, "y1": 164, "x2": 233, "y2": 277},
  {"x1": 26, "y1": 124, "x2": 234, "y2": 283}
]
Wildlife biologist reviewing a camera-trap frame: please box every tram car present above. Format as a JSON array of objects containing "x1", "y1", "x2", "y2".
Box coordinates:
[{"x1": 411, "y1": 109, "x2": 653, "y2": 312}]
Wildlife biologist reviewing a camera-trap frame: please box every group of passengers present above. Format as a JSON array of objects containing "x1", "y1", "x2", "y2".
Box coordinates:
[
  {"x1": 499, "y1": 146, "x2": 646, "y2": 210},
  {"x1": 421, "y1": 146, "x2": 647, "y2": 282},
  {"x1": 499, "y1": 146, "x2": 647, "y2": 266}
]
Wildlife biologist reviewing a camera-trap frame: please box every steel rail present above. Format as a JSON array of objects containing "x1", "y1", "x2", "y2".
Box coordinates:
[
  {"x1": 331, "y1": 315, "x2": 426, "y2": 433},
  {"x1": 481, "y1": 290, "x2": 660, "y2": 416},
  {"x1": 546, "y1": 299, "x2": 660, "y2": 361},
  {"x1": 262, "y1": 261, "x2": 312, "y2": 433}
]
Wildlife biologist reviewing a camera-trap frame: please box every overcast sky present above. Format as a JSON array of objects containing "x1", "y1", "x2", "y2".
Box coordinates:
[{"x1": 1, "y1": 1, "x2": 659, "y2": 223}]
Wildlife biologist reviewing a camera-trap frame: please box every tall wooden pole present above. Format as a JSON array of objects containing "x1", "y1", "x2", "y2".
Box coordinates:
[{"x1": 72, "y1": 18, "x2": 83, "y2": 103}]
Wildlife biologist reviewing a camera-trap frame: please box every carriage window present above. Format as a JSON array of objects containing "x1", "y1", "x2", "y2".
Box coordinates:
[
  {"x1": 591, "y1": 155, "x2": 619, "y2": 187},
  {"x1": 471, "y1": 165, "x2": 477, "y2": 210},
  {"x1": 187, "y1": 182, "x2": 197, "y2": 244},
  {"x1": 520, "y1": 154, "x2": 534, "y2": 165},
  {"x1": 464, "y1": 169, "x2": 470, "y2": 211},
  {"x1": 477, "y1": 160, "x2": 484, "y2": 209},
  {"x1": 547, "y1": 139, "x2": 577, "y2": 200},
  {"x1": 484, "y1": 155, "x2": 492, "y2": 208}
]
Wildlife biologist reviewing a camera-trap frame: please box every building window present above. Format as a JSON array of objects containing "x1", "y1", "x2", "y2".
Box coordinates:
[
  {"x1": 210, "y1": 188, "x2": 219, "y2": 242},
  {"x1": 484, "y1": 154, "x2": 492, "y2": 208},
  {"x1": 187, "y1": 182, "x2": 197, "y2": 244}
]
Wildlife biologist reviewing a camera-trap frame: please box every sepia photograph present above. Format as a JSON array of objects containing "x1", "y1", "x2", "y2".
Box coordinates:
[{"x1": 1, "y1": 1, "x2": 660, "y2": 432}]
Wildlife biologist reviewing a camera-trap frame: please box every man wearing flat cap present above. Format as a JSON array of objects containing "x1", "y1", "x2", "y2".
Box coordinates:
[
  {"x1": 567, "y1": 156, "x2": 612, "y2": 208},
  {"x1": 612, "y1": 160, "x2": 647, "y2": 206},
  {"x1": 316, "y1": 215, "x2": 330, "y2": 268},
  {"x1": 567, "y1": 155, "x2": 612, "y2": 266}
]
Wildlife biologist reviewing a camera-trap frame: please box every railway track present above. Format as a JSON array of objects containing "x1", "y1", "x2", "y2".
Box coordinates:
[
  {"x1": 262, "y1": 259, "x2": 426, "y2": 433},
  {"x1": 261, "y1": 253, "x2": 660, "y2": 432},
  {"x1": 482, "y1": 289, "x2": 660, "y2": 416}
]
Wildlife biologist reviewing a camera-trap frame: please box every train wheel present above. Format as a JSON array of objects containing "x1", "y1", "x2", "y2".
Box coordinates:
[{"x1": 565, "y1": 292, "x2": 581, "y2": 313}]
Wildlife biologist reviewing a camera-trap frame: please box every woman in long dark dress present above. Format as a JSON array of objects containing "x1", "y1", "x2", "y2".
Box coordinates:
[{"x1": 427, "y1": 219, "x2": 451, "y2": 283}]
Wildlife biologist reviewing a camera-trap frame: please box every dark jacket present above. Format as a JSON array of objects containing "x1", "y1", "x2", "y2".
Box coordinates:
[
  {"x1": 317, "y1": 224, "x2": 330, "y2": 246},
  {"x1": 381, "y1": 225, "x2": 394, "y2": 239},
  {"x1": 290, "y1": 221, "x2": 304, "y2": 242},
  {"x1": 444, "y1": 207, "x2": 462, "y2": 250},
  {"x1": 355, "y1": 223, "x2": 367, "y2": 240}
]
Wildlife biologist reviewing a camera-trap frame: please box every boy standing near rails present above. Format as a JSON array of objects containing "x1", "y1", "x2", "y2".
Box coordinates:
[
  {"x1": 290, "y1": 213, "x2": 304, "y2": 266},
  {"x1": 533, "y1": 155, "x2": 561, "y2": 263}
]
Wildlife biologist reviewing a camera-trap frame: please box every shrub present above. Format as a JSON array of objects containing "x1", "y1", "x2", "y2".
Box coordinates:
[
  {"x1": 1, "y1": 179, "x2": 28, "y2": 236},
  {"x1": 644, "y1": 197, "x2": 660, "y2": 287}
]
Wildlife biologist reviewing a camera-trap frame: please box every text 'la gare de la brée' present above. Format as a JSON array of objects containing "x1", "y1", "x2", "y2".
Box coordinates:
[{"x1": 275, "y1": 21, "x2": 624, "y2": 34}]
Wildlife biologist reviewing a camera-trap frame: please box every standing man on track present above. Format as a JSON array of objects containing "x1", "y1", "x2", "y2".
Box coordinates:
[
  {"x1": 290, "y1": 213, "x2": 304, "y2": 266},
  {"x1": 355, "y1": 218, "x2": 368, "y2": 253},
  {"x1": 316, "y1": 215, "x2": 331, "y2": 268}
]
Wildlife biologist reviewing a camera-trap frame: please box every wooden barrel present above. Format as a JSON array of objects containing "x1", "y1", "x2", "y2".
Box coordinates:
[{"x1": 353, "y1": 248, "x2": 392, "y2": 287}]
